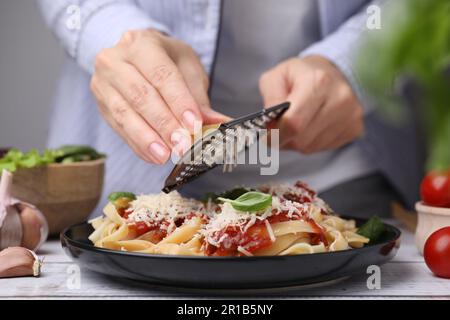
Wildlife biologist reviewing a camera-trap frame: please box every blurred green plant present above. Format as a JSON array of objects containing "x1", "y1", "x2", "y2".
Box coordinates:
[
  {"x1": 357, "y1": 0, "x2": 450, "y2": 171},
  {"x1": 0, "y1": 146, "x2": 105, "y2": 172}
]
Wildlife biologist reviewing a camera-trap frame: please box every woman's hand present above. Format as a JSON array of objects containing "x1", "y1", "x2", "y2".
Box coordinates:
[
  {"x1": 259, "y1": 55, "x2": 364, "y2": 154},
  {"x1": 91, "y1": 29, "x2": 226, "y2": 164}
]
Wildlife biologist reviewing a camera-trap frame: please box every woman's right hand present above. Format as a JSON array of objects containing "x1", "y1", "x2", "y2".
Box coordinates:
[{"x1": 90, "y1": 29, "x2": 226, "y2": 164}]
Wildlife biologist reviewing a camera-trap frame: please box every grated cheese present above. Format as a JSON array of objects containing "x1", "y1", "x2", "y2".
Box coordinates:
[
  {"x1": 258, "y1": 182, "x2": 331, "y2": 214},
  {"x1": 264, "y1": 220, "x2": 276, "y2": 242},
  {"x1": 258, "y1": 183, "x2": 308, "y2": 199},
  {"x1": 244, "y1": 214, "x2": 257, "y2": 232},
  {"x1": 201, "y1": 198, "x2": 281, "y2": 246},
  {"x1": 126, "y1": 191, "x2": 204, "y2": 226},
  {"x1": 237, "y1": 246, "x2": 253, "y2": 256},
  {"x1": 122, "y1": 182, "x2": 330, "y2": 250},
  {"x1": 206, "y1": 197, "x2": 213, "y2": 212},
  {"x1": 202, "y1": 202, "x2": 250, "y2": 235},
  {"x1": 167, "y1": 220, "x2": 176, "y2": 234}
]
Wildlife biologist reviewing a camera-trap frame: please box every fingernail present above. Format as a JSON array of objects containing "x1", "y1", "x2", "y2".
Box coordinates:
[
  {"x1": 149, "y1": 142, "x2": 169, "y2": 163},
  {"x1": 171, "y1": 130, "x2": 191, "y2": 156},
  {"x1": 183, "y1": 110, "x2": 201, "y2": 132}
]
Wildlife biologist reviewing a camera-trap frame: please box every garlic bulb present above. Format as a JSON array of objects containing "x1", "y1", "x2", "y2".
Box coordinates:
[{"x1": 0, "y1": 170, "x2": 49, "y2": 251}]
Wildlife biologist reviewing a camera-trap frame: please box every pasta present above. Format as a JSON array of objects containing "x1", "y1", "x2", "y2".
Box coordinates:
[{"x1": 89, "y1": 181, "x2": 370, "y2": 256}]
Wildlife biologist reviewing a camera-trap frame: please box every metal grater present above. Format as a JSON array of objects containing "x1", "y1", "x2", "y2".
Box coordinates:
[{"x1": 162, "y1": 102, "x2": 290, "y2": 193}]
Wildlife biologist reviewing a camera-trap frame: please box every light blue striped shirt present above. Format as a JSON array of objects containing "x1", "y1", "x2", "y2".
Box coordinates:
[
  {"x1": 184, "y1": 0, "x2": 376, "y2": 198},
  {"x1": 37, "y1": 0, "x2": 385, "y2": 215}
]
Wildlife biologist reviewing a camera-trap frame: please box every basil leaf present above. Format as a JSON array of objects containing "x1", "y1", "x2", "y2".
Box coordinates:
[
  {"x1": 108, "y1": 192, "x2": 137, "y2": 202},
  {"x1": 357, "y1": 216, "x2": 386, "y2": 243},
  {"x1": 218, "y1": 191, "x2": 272, "y2": 212},
  {"x1": 203, "y1": 187, "x2": 252, "y2": 204},
  {"x1": 108, "y1": 192, "x2": 137, "y2": 209}
]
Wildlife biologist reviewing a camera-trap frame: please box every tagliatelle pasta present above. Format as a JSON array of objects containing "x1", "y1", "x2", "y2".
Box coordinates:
[
  {"x1": 159, "y1": 217, "x2": 203, "y2": 245},
  {"x1": 253, "y1": 234, "x2": 298, "y2": 256},
  {"x1": 89, "y1": 181, "x2": 370, "y2": 256},
  {"x1": 270, "y1": 221, "x2": 317, "y2": 236},
  {"x1": 279, "y1": 242, "x2": 327, "y2": 255}
]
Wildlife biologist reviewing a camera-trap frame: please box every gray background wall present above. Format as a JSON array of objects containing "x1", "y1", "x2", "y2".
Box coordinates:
[{"x1": 0, "y1": 0, "x2": 64, "y2": 150}]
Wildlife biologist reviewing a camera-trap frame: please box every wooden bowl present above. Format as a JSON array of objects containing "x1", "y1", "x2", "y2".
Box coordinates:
[{"x1": 10, "y1": 159, "x2": 105, "y2": 235}]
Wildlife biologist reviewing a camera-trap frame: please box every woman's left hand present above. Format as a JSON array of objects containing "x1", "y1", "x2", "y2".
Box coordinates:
[{"x1": 259, "y1": 55, "x2": 364, "y2": 154}]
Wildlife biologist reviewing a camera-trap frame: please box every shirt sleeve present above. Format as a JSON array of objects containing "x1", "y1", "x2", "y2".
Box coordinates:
[
  {"x1": 36, "y1": 0, "x2": 171, "y2": 74},
  {"x1": 300, "y1": 1, "x2": 382, "y2": 113}
]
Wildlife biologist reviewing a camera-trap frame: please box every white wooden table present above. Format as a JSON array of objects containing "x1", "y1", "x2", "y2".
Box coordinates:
[{"x1": 1, "y1": 220, "x2": 450, "y2": 299}]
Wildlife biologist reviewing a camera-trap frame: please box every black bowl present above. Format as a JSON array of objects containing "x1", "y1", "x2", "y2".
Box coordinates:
[{"x1": 61, "y1": 218, "x2": 401, "y2": 289}]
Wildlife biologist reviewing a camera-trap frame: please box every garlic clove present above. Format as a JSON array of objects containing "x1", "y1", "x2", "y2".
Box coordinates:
[
  {"x1": 0, "y1": 206, "x2": 23, "y2": 249},
  {"x1": 17, "y1": 203, "x2": 48, "y2": 251},
  {"x1": 20, "y1": 206, "x2": 46, "y2": 251},
  {"x1": 0, "y1": 247, "x2": 42, "y2": 278}
]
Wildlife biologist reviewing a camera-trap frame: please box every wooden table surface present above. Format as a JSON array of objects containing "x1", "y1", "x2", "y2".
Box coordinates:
[{"x1": 1, "y1": 219, "x2": 449, "y2": 300}]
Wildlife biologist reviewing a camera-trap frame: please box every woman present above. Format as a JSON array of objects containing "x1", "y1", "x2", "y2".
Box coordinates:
[{"x1": 37, "y1": 0, "x2": 421, "y2": 217}]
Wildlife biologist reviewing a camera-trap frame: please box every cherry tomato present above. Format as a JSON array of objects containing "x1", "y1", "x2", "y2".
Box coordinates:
[
  {"x1": 424, "y1": 227, "x2": 450, "y2": 279},
  {"x1": 420, "y1": 171, "x2": 450, "y2": 208}
]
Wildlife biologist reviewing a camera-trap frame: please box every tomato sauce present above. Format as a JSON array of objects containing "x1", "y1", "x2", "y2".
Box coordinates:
[
  {"x1": 128, "y1": 221, "x2": 169, "y2": 238},
  {"x1": 307, "y1": 219, "x2": 328, "y2": 246},
  {"x1": 282, "y1": 192, "x2": 313, "y2": 204},
  {"x1": 294, "y1": 181, "x2": 316, "y2": 197},
  {"x1": 205, "y1": 208, "x2": 329, "y2": 256},
  {"x1": 125, "y1": 210, "x2": 207, "y2": 239},
  {"x1": 205, "y1": 223, "x2": 272, "y2": 256},
  {"x1": 117, "y1": 207, "x2": 130, "y2": 219}
]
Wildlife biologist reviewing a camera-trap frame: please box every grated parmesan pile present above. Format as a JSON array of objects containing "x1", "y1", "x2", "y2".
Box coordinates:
[
  {"x1": 122, "y1": 182, "x2": 329, "y2": 248},
  {"x1": 126, "y1": 191, "x2": 205, "y2": 230},
  {"x1": 200, "y1": 194, "x2": 312, "y2": 247},
  {"x1": 258, "y1": 183, "x2": 331, "y2": 214}
]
